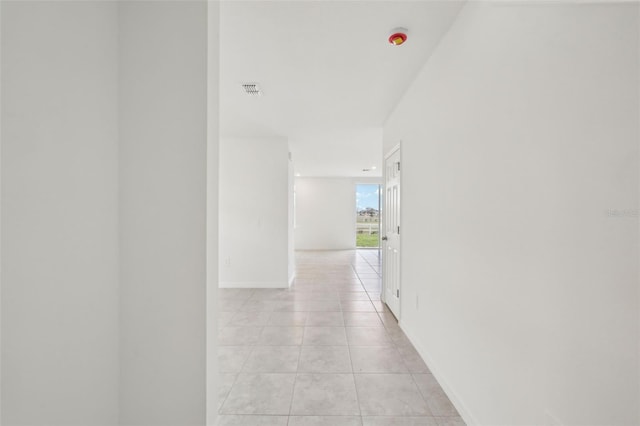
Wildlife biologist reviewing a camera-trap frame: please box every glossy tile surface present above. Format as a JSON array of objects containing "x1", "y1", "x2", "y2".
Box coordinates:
[
  {"x1": 362, "y1": 417, "x2": 439, "y2": 426},
  {"x1": 288, "y1": 416, "x2": 362, "y2": 426},
  {"x1": 217, "y1": 415, "x2": 289, "y2": 425},
  {"x1": 298, "y1": 346, "x2": 352, "y2": 373},
  {"x1": 349, "y1": 346, "x2": 408, "y2": 373},
  {"x1": 216, "y1": 250, "x2": 464, "y2": 425},
  {"x1": 303, "y1": 326, "x2": 348, "y2": 346},
  {"x1": 355, "y1": 374, "x2": 431, "y2": 416},
  {"x1": 242, "y1": 346, "x2": 301, "y2": 373},
  {"x1": 220, "y1": 373, "x2": 296, "y2": 415},
  {"x1": 291, "y1": 373, "x2": 359, "y2": 415}
]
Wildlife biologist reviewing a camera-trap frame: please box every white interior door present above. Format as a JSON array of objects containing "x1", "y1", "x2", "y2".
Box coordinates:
[{"x1": 383, "y1": 146, "x2": 401, "y2": 319}]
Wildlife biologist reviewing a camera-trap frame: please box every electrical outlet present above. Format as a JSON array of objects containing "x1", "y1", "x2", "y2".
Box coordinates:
[{"x1": 224, "y1": 257, "x2": 231, "y2": 267}]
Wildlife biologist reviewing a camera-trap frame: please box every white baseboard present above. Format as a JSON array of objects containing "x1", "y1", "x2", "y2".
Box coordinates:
[
  {"x1": 218, "y1": 281, "x2": 288, "y2": 289},
  {"x1": 399, "y1": 320, "x2": 479, "y2": 426}
]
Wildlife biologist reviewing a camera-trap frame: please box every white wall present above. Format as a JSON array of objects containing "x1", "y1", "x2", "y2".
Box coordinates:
[
  {"x1": 288, "y1": 155, "x2": 295, "y2": 283},
  {"x1": 206, "y1": 1, "x2": 220, "y2": 424},
  {"x1": 295, "y1": 178, "x2": 355, "y2": 250},
  {"x1": 1, "y1": 2, "x2": 215, "y2": 424},
  {"x1": 295, "y1": 177, "x2": 381, "y2": 250},
  {"x1": 1, "y1": 3, "x2": 3, "y2": 421},
  {"x1": 385, "y1": 3, "x2": 639, "y2": 425},
  {"x1": 1, "y1": 2, "x2": 119, "y2": 423},
  {"x1": 118, "y1": 2, "x2": 208, "y2": 424},
  {"x1": 219, "y1": 138, "x2": 290, "y2": 288}
]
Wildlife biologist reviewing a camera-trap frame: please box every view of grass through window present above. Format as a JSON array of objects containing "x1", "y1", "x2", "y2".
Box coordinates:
[{"x1": 356, "y1": 184, "x2": 381, "y2": 248}]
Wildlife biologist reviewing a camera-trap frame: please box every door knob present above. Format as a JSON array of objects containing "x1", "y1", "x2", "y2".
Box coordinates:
[{"x1": 381, "y1": 236, "x2": 388, "y2": 241}]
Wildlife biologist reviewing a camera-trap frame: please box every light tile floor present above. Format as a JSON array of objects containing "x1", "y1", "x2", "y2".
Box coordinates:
[{"x1": 217, "y1": 250, "x2": 465, "y2": 426}]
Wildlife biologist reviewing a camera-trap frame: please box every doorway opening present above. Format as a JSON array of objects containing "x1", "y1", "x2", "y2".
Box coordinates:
[{"x1": 356, "y1": 183, "x2": 381, "y2": 248}]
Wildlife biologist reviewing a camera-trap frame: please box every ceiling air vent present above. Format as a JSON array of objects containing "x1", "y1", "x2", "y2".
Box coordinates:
[{"x1": 241, "y1": 83, "x2": 262, "y2": 96}]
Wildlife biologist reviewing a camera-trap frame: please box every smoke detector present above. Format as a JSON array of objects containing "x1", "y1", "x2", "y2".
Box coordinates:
[
  {"x1": 241, "y1": 83, "x2": 262, "y2": 96},
  {"x1": 388, "y1": 27, "x2": 408, "y2": 46}
]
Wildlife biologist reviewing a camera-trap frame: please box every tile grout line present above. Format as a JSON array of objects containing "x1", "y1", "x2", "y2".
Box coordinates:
[
  {"x1": 409, "y1": 370, "x2": 436, "y2": 418},
  {"x1": 285, "y1": 325, "x2": 306, "y2": 420},
  {"x1": 345, "y1": 326, "x2": 363, "y2": 422}
]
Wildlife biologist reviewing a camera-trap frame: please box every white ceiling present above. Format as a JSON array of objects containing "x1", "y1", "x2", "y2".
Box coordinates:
[
  {"x1": 220, "y1": 1, "x2": 464, "y2": 176},
  {"x1": 288, "y1": 128, "x2": 383, "y2": 178}
]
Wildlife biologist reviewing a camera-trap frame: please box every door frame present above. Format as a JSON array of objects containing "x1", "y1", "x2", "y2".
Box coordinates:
[{"x1": 382, "y1": 142, "x2": 402, "y2": 320}]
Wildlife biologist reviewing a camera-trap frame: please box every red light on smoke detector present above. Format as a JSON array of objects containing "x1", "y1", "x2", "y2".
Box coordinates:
[
  {"x1": 388, "y1": 32, "x2": 407, "y2": 45},
  {"x1": 388, "y1": 28, "x2": 408, "y2": 46}
]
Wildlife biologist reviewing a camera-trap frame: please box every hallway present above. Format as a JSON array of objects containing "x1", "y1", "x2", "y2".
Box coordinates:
[{"x1": 217, "y1": 250, "x2": 464, "y2": 426}]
